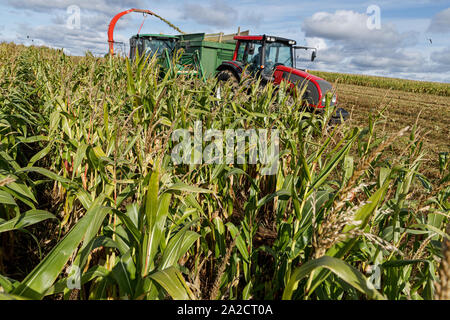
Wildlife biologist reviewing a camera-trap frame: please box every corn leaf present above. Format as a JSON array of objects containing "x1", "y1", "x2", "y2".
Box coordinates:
[
  {"x1": 0, "y1": 210, "x2": 57, "y2": 234},
  {"x1": 283, "y1": 256, "x2": 385, "y2": 300},
  {"x1": 12, "y1": 198, "x2": 107, "y2": 299},
  {"x1": 149, "y1": 266, "x2": 195, "y2": 300}
]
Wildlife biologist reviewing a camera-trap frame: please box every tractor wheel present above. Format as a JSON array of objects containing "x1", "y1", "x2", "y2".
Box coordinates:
[
  {"x1": 329, "y1": 108, "x2": 350, "y2": 125},
  {"x1": 216, "y1": 70, "x2": 239, "y2": 100},
  {"x1": 217, "y1": 70, "x2": 239, "y2": 87}
]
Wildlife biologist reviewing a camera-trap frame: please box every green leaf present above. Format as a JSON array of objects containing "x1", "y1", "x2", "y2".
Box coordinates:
[
  {"x1": 16, "y1": 167, "x2": 73, "y2": 187},
  {"x1": 17, "y1": 135, "x2": 50, "y2": 144},
  {"x1": 0, "y1": 151, "x2": 21, "y2": 171},
  {"x1": 0, "y1": 274, "x2": 17, "y2": 293},
  {"x1": 226, "y1": 222, "x2": 249, "y2": 262},
  {"x1": 308, "y1": 177, "x2": 392, "y2": 295},
  {"x1": 79, "y1": 236, "x2": 118, "y2": 270},
  {"x1": 111, "y1": 250, "x2": 136, "y2": 299},
  {"x1": 126, "y1": 58, "x2": 136, "y2": 98},
  {"x1": 72, "y1": 143, "x2": 88, "y2": 179},
  {"x1": 159, "y1": 228, "x2": 200, "y2": 271},
  {"x1": 147, "y1": 193, "x2": 172, "y2": 269},
  {"x1": 411, "y1": 224, "x2": 450, "y2": 241},
  {"x1": 142, "y1": 174, "x2": 172, "y2": 277},
  {"x1": 81, "y1": 205, "x2": 110, "y2": 251},
  {"x1": 149, "y1": 267, "x2": 194, "y2": 300},
  {"x1": 165, "y1": 182, "x2": 213, "y2": 194},
  {"x1": 309, "y1": 128, "x2": 359, "y2": 195},
  {"x1": 27, "y1": 143, "x2": 53, "y2": 167},
  {"x1": 0, "y1": 293, "x2": 30, "y2": 300},
  {"x1": 0, "y1": 190, "x2": 16, "y2": 206},
  {"x1": 1, "y1": 178, "x2": 37, "y2": 207},
  {"x1": 125, "y1": 203, "x2": 139, "y2": 230},
  {"x1": 0, "y1": 210, "x2": 57, "y2": 234},
  {"x1": 382, "y1": 259, "x2": 428, "y2": 268},
  {"x1": 243, "y1": 281, "x2": 252, "y2": 300},
  {"x1": 115, "y1": 208, "x2": 141, "y2": 244},
  {"x1": 12, "y1": 198, "x2": 107, "y2": 299},
  {"x1": 44, "y1": 265, "x2": 110, "y2": 296},
  {"x1": 145, "y1": 167, "x2": 159, "y2": 232},
  {"x1": 343, "y1": 155, "x2": 354, "y2": 185},
  {"x1": 283, "y1": 256, "x2": 385, "y2": 300},
  {"x1": 76, "y1": 189, "x2": 93, "y2": 210}
]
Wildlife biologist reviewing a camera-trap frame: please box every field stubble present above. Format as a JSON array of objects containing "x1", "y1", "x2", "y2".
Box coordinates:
[{"x1": 335, "y1": 83, "x2": 449, "y2": 179}]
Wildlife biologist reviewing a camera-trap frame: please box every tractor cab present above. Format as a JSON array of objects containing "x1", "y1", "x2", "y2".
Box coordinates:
[
  {"x1": 232, "y1": 35, "x2": 296, "y2": 79},
  {"x1": 229, "y1": 35, "x2": 318, "y2": 79},
  {"x1": 216, "y1": 34, "x2": 347, "y2": 117}
]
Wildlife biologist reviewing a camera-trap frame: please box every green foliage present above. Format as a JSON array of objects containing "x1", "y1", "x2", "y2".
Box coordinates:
[{"x1": 0, "y1": 43, "x2": 448, "y2": 300}]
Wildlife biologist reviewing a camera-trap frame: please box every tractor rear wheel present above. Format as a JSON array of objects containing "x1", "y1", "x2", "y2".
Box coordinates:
[
  {"x1": 217, "y1": 70, "x2": 239, "y2": 87},
  {"x1": 216, "y1": 70, "x2": 239, "y2": 100}
]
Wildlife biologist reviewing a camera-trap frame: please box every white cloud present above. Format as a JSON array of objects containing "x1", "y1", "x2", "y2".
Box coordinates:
[
  {"x1": 182, "y1": 1, "x2": 239, "y2": 27},
  {"x1": 432, "y1": 47, "x2": 450, "y2": 65},
  {"x1": 428, "y1": 8, "x2": 450, "y2": 33},
  {"x1": 305, "y1": 37, "x2": 328, "y2": 50},
  {"x1": 16, "y1": 22, "x2": 109, "y2": 56},
  {"x1": 180, "y1": 0, "x2": 265, "y2": 29},
  {"x1": 6, "y1": 0, "x2": 146, "y2": 16},
  {"x1": 297, "y1": 9, "x2": 450, "y2": 82},
  {"x1": 350, "y1": 50, "x2": 425, "y2": 71},
  {"x1": 302, "y1": 10, "x2": 418, "y2": 49}
]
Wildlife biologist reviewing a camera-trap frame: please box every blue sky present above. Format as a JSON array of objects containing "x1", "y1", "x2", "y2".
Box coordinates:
[{"x1": 0, "y1": 0, "x2": 449, "y2": 82}]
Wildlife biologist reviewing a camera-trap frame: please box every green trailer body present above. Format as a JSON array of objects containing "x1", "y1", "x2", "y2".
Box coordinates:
[
  {"x1": 176, "y1": 33, "x2": 236, "y2": 78},
  {"x1": 129, "y1": 33, "x2": 237, "y2": 79}
]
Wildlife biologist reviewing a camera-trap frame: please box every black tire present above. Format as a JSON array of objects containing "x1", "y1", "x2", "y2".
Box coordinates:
[
  {"x1": 216, "y1": 70, "x2": 239, "y2": 99},
  {"x1": 218, "y1": 69, "x2": 238, "y2": 84},
  {"x1": 329, "y1": 108, "x2": 350, "y2": 125}
]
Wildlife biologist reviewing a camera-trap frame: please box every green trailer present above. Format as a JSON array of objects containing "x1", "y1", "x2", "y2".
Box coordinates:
[
  {"x1": 177, "y1": 33, "x2": 236, "y2": 78},
  {"x1": 129, "y1": 32, "x2": 238, "y2": 79}
]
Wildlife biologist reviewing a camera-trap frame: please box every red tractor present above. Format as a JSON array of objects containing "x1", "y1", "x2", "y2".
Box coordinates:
[{"x1": 216, "y1": 34, "x2": 348, "y2": 120}]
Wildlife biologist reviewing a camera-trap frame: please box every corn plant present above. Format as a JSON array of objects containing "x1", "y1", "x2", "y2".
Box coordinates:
[{"x1": 0, "y1": 43, "x2": 448, "y2": 300}]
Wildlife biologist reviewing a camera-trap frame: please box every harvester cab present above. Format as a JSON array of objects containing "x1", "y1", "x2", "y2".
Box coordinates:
[{"x1": 129, "y1": 34, "x2": 179, "y2": 61}]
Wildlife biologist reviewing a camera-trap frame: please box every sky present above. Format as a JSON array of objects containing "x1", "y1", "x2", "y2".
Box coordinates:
[{"x1": 0, "y1": 0, "x2": 449, "y2": 83}]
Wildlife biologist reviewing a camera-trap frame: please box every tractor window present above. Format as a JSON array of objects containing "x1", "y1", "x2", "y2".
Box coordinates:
[
  {"x1": 243, "y1": 42, "x2": 263, "y2": 71},
  {"x1": 236, "y1": 43, "x2": 245, "y2": 61},
  {"x1": 130, "y1": 37, "x2": 176, "y2": 61},
  {"x1": 130, "y1": 37, "x2": 138, "y2": 60},
  {"x1": 142, "y1": 38, "x2": 175, "y2": 58},
  {"x1": 264, "y1": 42, "x2": 293, "y2": 69}
]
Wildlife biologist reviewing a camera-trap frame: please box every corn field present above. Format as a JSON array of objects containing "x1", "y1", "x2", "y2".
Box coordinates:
[
  {"x1": 311, "y1": 70, "x2": 450, "y2": 97},
  {"x1": 0, "y1": 43, "x2": 449, "y2": 300}
]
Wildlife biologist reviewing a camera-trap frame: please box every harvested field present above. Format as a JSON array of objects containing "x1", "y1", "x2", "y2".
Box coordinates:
[
  {"x1": 309, "y1": 71, "x2": 450, "y2": 181},
  {"x1": 337, "y1": 83, "x2": 449, "y2": 154}
]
